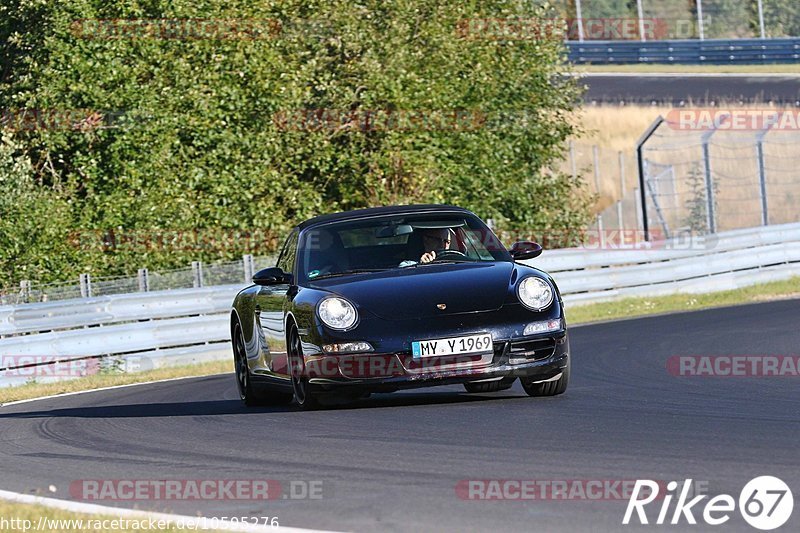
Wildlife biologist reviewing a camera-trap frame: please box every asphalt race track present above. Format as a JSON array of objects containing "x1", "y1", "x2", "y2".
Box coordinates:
[
  {"x1": 582, "y1": 73, "x2": 800, "y2": 104},
  {"x1": 1, "y1": 299, "x2": 799, "y2": 532}
]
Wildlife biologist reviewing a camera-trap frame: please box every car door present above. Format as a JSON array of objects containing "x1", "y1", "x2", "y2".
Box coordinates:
[{"x1": 252, "y1": 229, "x2": 298, "y2": 380}]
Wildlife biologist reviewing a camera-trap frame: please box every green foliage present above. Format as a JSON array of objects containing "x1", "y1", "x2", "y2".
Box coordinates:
[
  {"x1": 683, "y1": 161, "x2": 717, "y2": 234},
  {"x1": 702, "y1": 0, "x2": 752, "y2": 38},
  {"x1": 0, "y1": 0, "x2": 592, "y2": 289},
  {"x1": 752, "y1": 0, "x2": 800, "y2": 37},
  {"x1": 0, "y1": 130, "x2": 83, "y2": 286}
]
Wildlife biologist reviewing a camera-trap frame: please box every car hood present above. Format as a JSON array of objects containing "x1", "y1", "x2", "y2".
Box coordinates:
[{"x1": 308, "y1": 262, "x2": 514, "y2": 319}]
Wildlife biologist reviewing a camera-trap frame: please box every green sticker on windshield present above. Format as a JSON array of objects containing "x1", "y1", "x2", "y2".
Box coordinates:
[{"x1": 308, "y1": 270, "x2": 320, "y2": 278}]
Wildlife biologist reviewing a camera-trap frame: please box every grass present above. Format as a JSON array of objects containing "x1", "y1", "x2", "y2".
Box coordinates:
[
  {"x1": 0, "y1": 500, "x2": 229, "y2": 532},
  {"x1": 578, "y1": 64, "x2": 800, "y2": 74},
  {"x1": 566, "y1": 275, "x2": 800, "y2": 325},
  {"x1": 0, "y1": 359, "x2": 232, "y2": 405}
]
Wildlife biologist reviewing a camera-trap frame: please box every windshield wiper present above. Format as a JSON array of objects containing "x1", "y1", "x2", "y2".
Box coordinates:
[
  {"x1": 311, "y1": 268, "x2": 388, "y2": 280},
  {"x1": 410, "y1": 258, "x2": 475, "y2": 268}
]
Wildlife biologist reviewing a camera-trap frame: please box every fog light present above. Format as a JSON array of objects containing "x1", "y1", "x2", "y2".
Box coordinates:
[
  {"x1": 322, "y1": 341, "x2": 373, "y2": 354},
  {"x1": 523, "y1": 319, "x2": 561, "y2": 336}
]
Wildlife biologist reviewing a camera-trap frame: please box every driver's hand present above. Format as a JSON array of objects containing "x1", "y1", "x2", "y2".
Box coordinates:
[{"x1": 420, "y1": 251, "x2": 436, "y2": 264}]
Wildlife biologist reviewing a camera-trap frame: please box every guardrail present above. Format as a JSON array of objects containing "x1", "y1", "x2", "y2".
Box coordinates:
[
  {"x1": 567, "y1": 38, "x2": 800, "y2": 64},
  {"x1": 1, "y1": 222, "x2": 799, "y2": 388}
]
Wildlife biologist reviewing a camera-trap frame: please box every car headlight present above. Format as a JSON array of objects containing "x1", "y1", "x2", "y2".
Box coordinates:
[
  {"x1": 318, "y1": 297, "x2": 358, "y2": 330},
  {"x1": 517, "y1": 276, "x2": 554, "y2": 311}
]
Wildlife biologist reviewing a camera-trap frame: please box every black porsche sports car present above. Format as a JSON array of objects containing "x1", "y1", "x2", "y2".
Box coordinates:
[{"x1": 230, "y1": 204, "x2": 570, "y2": 409}]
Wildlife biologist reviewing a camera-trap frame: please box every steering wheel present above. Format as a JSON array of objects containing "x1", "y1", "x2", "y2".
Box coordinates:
[
  {"x1": 433, "y1": 249, "x2": 467, "y2": 261},
  {"x1": 307, "y1": 262, "x2": 344, "y2": 279}
]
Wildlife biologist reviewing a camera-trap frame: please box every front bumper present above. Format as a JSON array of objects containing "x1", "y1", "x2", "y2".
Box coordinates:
[{"x1": 304, "y1": 332, "x2": 569, "y2": 393}]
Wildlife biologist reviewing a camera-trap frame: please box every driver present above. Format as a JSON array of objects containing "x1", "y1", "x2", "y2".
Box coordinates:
[{"x1": 419, "y1": 228, "x2": 452, "y2": 264}]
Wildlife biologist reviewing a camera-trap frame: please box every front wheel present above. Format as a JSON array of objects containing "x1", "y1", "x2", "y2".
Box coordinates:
[
  {"x1": 520, "y1": 358, "x2": 570, "y2": 397},
  {"x1": 233, "y1": 321, "x2": 291, "y2": 407},
  {"x1": 288, "y1": 324, "x2": 322, "y2": 410}
]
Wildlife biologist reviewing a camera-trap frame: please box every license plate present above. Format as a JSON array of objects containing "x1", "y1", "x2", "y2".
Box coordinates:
[{"x1": 412, "y1": 333, "x2": 493, "y2": 359}]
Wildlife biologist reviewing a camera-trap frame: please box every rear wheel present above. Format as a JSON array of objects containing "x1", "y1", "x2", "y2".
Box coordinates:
[
  {"x1": 288, "y1": 324, "x2": 322, "y2": 410},
  {"x1": 520, "y1": 359, "x2": 570, "y2": 397},
  {"x1": 233, "y1": 321, "x2": 291, "y2": 406}
]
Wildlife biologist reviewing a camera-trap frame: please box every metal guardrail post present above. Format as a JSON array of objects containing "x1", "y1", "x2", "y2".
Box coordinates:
[
  {"x1": 19, "y1": 280, "x2": 31, "y2": 304},
  {"x1": 592, "y1": 145, "x2": 601, "y2": 195},
  {"x1": 192, "y1": 261, "x2": 204, "y2": 288},
  {"x1": 756, "y1": 140, "x2": 769, "y2": 226},
  {"x1": 243, "y1": 254, "x2": 254, "y2": 283},
  {"x1": 701, "y1": 141, "x2": 716, "y2": 234},
  {"x1": 636, "y1": 0, "x2": 645, "y2": 41},
  {"x1": 569, "y1": 141, "x2": 577, "y2": 182},
  {"x1": 696, "y1": 0, "x2": 705, "y2": 41},
  {"x1": 634, "y1": 187, "x2": 643, "y2": 239},
  {"x1": 699, "y1": 114, "x2": 729, "y2": 235},
  {"x1": 618, "y1": 151, "x2": 626, "y2": 230},
  {"x1": 79, "y1": 274, "x2": 92, "y2": 298},
  {"x1": 597, "y1": 215, "x2": 606, "y2": 249},
  {"x1": 755, "y1": 122, "x2": 773, "y2": 226},
  {"x1": 635, "y1": 116, "x2": 664, "y2": 242},
  {"x1": 138, "y1": 268, "x2": 150, "y2": 292}
]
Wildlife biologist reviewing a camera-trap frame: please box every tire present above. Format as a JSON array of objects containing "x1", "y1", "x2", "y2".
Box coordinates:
[
  {"x1": 463, "y1": 379, "x2": 514, "y2": 393},
  {"x1": 520, "y1": 358, "x2": 570, "y2": 397},
  {"x1": 288, "y1": 324, "x2": 322, "y2": 410},
  {"x1": 233, "y1": 320, "x2": 292, "y2": 407}
]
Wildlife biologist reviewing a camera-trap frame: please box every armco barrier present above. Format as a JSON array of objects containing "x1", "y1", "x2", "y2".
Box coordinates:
[
  {"x1": 567, "y1": 38, "x2": 800, "y2": 64},
  {"x1": 1, "y1": 222, "x2": 799, "y2": 388},
  {"x1": 0, "y1": 284, "x2": 240, "y2": 336}
]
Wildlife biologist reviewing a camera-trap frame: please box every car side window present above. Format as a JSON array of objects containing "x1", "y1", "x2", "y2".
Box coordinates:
[{"x1": 276, "y1": 230, "x2": 299, "y2": 276}]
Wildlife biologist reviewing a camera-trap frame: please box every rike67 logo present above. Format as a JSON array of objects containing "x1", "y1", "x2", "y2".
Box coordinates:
[{"x1": 624, "y1": 477, "x2": 793, "y2": 530}]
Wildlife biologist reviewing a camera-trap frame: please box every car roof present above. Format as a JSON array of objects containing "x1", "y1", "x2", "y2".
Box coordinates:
[{"x1": 296, "y1": 204, "x2": 476, "y2": 230}]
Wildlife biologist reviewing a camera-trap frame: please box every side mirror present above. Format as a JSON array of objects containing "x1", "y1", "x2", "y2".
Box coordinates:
[
  {"x1": 509, "y1": 241, "x2": 543, "y2": 260},
  {"x1": 253, "y1": 267, "x2": 292, "y2": 286}
]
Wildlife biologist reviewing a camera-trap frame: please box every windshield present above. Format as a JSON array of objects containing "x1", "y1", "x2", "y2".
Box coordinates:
[{"x1": 297, "y1": 212, "x2": 510, "y2": 283}]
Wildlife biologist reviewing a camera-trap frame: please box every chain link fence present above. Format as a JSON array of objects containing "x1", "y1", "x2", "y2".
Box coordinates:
[
  {"x1": 563, "y1": 141, "x2": 644, "y2": 240},
  {"x1": 562, "y1": 112, "x2": 800, "y2": 243},
  {"x1": 564, "y1": 0, "x2": 800, "y2": 40},
  {"x1": 0, "y1": 255, "x2": 275, "y2": 306},
  {"x1": 637, "y1": 113, "x2": 800, "y2": 238}
]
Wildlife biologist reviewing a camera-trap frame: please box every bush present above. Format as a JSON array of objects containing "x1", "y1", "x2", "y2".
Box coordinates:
[{"x1": 0, "y1": 0, "x2": 592, "y2": 288}]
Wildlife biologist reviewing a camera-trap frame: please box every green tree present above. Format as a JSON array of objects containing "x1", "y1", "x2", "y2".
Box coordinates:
[
  {"x1": 0, "y1": 130, "x2": 80, "y2": 290},
  {"x1": 702, "y1": 0, "x2": 753, "y2": 38},
  {"x1": 1, "y1": 0, "x2": 592, "y2": 288},
  {"x1": 751, "y1": 0, "x2": 800, "y2": 37}
]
